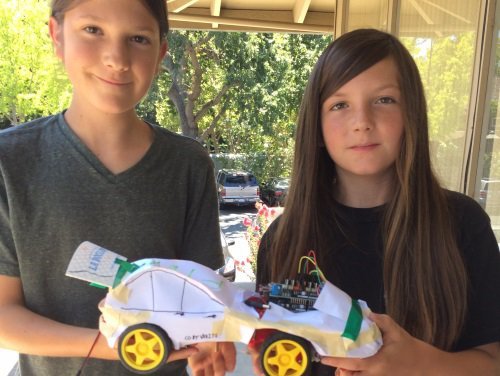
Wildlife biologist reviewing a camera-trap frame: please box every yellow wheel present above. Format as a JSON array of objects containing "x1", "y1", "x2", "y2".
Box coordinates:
[
  {"x1": 118, "y1": 324, "x2": 172, "y2": 374},
  {"x1": 260, "y1": 332, "x2": 312, "y2": 376}
]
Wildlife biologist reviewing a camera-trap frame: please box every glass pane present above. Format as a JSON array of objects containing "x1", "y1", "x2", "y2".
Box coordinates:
[
  {"x1": 398, "y1": 0, "x2": 481, "y2": 190},
  {"x1": 348, "y1": 0, "x2": 389, "y2": 31},
  {"x1": 477, "y1": 2, "x2": 500, "y2": 241}
]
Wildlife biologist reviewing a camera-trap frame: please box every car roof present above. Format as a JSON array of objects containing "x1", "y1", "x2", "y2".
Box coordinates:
[
  {"x1": 221, "y1": 169, "x2": 253, "y2": 175},
  {"x1": 120, "y1": 259, "x2": 241, "y2": 306},
  {"x1": 122, "y1": 267, "x2": 227, "y2": 311}
]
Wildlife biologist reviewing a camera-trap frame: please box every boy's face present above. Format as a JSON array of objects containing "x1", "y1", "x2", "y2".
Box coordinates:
[{"x1": 49, "y1": 0, "x2": 167, "y2": 116}]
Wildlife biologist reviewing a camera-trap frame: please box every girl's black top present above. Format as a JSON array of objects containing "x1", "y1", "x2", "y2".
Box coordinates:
[{"x1": 256, "y1": 190, "x2": 500, "y2": 375}]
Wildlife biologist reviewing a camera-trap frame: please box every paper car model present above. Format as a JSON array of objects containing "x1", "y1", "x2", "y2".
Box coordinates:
[{"x1": 66, "y1": 242, "x2": 382, "y2": 375}]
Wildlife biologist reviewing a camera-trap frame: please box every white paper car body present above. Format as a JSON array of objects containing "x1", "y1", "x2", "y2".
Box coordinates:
[{"x1": 66, "y1": 241, "x2": 382, "y2": 375}]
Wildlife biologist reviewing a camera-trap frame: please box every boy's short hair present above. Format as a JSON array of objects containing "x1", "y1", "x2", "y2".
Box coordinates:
[{"x1": 51, "y1": 0, "x2": 170, "y2": 39}]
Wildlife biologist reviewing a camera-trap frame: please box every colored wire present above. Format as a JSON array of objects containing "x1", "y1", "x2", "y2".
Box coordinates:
[
  {"x1": 76, "y1": 331, "x2": 101, "y2": 376},
  {"x1": 298, "y1": 254, "x2": 326, "y2": 282},
  {"x1": 307, "y1": 250, "x2": 317, "y2": 274},
  {"x1": 309, "y1": 269, "x2": 322, "y2": 284}
]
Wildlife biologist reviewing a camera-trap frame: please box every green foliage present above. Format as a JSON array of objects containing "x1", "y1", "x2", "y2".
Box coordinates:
[
  {"x1": 210, "y1": 145, "x2": 293, "y2": 184},
  {"x1": 402, "y1": 34, "x2": 476, "y2": 187},
  {"x1": 0, "y1": 0, "x2": 71, "y2": 125},
  {"x1": 487, "y1": 150, "x2": 500, "y2": 178},
  {"x1": 0, "y1": 0, "x2": 327, "y2": 183},
  {"x1": 4, "y1": 4, "x2": 479, "y2": 190},
  {"x1": 149, "y1": 31, "x2": 330, "y2": 180}
]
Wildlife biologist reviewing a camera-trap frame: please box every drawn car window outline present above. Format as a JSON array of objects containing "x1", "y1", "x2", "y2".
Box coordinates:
[{"x1": 117, "y1": 268, "x2": 226, "y2": 315}]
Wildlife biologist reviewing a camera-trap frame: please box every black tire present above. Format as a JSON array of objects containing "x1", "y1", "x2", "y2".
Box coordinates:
[
  {"x1": 118, "y1": 323, "x2": 172, "y2": 374},
  {"x1": 260, "y1": 331, "x2": 312, "y2": 376},
  {"x1": 218, "y1": 194, "x2": 225, "y2": 210}
]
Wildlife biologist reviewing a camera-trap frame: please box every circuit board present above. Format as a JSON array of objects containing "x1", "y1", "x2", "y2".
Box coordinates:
[{"x1": 257, "y1": 274, "x2": 323, "y2": 312}]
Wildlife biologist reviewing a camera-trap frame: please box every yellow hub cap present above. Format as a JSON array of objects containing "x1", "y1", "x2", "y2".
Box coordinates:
[
  {"x1": 262, "y1": 338, "x2": 309, "y2": 376},
  {"x1": 120, "y1": 328, "x2": 165, "y2": 371}
]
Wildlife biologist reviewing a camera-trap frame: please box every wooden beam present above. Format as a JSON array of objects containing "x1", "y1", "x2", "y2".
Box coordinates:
[
  {"x1": 388, "y1": 0, "x2": 400, "y2": 35},
  {"x1": 169, "y1": 0, "x2": 199, "y2": 13},
  {"x1": 210, "y1": 0, "x2": 221, "y2": 16},
  {"x1": 173, "y1": 8, "x2": 334, "y2": 25},
  {"x1": 293, "y1": 0, "x2": 312, "y2": 24},
  {"x1": 168, "y1": 12, "x2": 334, "y2": 34},
  {"x1": 335, "y1": 0, "x2": 348, "y2": 38},
  {"x1": 210, "y1": 0, "x2": 221, "y2": 28}
]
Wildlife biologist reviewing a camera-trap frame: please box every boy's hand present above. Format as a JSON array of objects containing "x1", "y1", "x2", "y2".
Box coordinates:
[
  {"x1": 188, "y1": 342, "x2": 236, "y2": 376},
  {"x1": 167, "y1": 346, "x2": 200, "y2": 362}
]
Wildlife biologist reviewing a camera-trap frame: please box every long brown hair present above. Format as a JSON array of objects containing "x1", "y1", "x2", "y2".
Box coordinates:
[
  {"x1": 270, "y1": 28, "x2": 467, "y2": 350},
  {"x1": 50, "y1": 0, "x2": 169, "y2": 40}
]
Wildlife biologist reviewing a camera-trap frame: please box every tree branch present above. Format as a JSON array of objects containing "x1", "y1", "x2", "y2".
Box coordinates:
[
  {"x1": 186, "y1": 41, "x2": 202, "y2": 103},
  {"x1": 198, "y1": 99, "x2": 229, "y2": 143},
  {"x1": 195, "y1": 84, "x2": 233, "y2": 123}
]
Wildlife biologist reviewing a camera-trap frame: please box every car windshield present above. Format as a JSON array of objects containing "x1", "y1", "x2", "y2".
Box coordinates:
[
  {"x1": 276, "y1": 179, "x2": 289, "y2": 188},
  {"x1": 225, "y1": 174, "x2": 257, "y2": 186}
]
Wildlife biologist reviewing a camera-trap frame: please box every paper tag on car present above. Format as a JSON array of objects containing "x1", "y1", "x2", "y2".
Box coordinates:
[{"x1": 66, "y1": 241, "x2": 127, "y2": 288}]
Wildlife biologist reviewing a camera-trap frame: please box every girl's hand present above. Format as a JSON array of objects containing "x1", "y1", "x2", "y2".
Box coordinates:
[
  {"x1": 322, "y1": 313, "x2": 437, "y2": 375},
  {"x1": 187, "y1": 342, "x2": 236, "y2": 376}
]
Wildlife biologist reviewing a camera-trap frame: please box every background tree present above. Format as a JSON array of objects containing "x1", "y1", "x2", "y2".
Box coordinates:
[
  {"x1": 0, "y1": 0, "x2": 71, "y2": 127},
  {"x1": 2, "y1": 2, "x2": 479, "y2": 186},
  {"x1": 0, "y1": 1, "x2": 329, "y2": 183},
  {"x1": 139, "y1": 30, "x2": 330, "y2": 180}
]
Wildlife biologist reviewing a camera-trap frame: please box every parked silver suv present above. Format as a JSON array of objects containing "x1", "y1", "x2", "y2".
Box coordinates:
[{"x1": 216, "y1": 169, "x2": 260, "y2": 208}]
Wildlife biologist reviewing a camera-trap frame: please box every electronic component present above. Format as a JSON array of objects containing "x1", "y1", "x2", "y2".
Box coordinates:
[{"x1": 257, "y1": 274, "x2": 323, "y2": 312}]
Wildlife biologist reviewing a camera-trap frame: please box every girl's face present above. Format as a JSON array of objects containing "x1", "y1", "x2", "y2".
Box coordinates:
[
  {"x1": 320, "y1": 57, "x2": 404, "y2": 183},
  {"x1": 49, "y1": 0, "x2": 167, "y2": 116}
]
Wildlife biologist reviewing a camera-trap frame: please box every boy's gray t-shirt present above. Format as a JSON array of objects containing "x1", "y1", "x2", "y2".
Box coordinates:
[{"x1": 0, "y1": 113, "x2": 224, "y2": 375}]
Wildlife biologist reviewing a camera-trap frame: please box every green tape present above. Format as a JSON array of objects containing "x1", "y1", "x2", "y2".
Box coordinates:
[
  {"x1": 89, "y1": 282, "x2": 107, "y2": 289},
  {"x1": 112, "y1": 259, "x2": 139, "y2": 288},
  {"x1": 341, "y1": 299, "x2": 363, "y2": 341}
]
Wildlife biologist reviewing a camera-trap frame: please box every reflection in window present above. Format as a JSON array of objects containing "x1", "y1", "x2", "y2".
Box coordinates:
[
  {"x1": 345, "y1": 1, "x2": 481, "y2": 191},
  {"x1": 348, "y1": 0, "x2": 389, "y2": 31},
  {"x1": 399, "y1": 0, "x2": 481, "y2": 191},
  {"x1": 478, "y1": 4, "x2": 500, "y2": 241}
]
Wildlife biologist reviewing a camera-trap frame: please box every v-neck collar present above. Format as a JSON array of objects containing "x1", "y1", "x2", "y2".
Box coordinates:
[{"x1": 55, "y1": 112, "x2": 159, "y2": 183}]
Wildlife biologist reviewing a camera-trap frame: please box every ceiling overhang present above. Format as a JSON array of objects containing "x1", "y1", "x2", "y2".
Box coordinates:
[{"x1": 166, "y1": 0, "x2": 336, "y2": 34}]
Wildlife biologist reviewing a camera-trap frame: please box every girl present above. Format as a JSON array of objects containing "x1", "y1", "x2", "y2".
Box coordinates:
[
  {"x1": 255, "y1": 29, "x2": 500, "y2": 375},
  {"x1": 0, "y1": 0, "x2": 235, "y2": 375}
]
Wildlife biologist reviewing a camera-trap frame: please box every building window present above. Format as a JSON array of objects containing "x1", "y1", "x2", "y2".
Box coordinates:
[
  {"x1": 477, "y1": 4, "x2": 500, "y2": 241},
  {"x1": 399, "y1": 0, "x2": 481, "y2": 191},
  {"x1": 348, "y1": 0, "x2": 390, "y2": 31}
]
